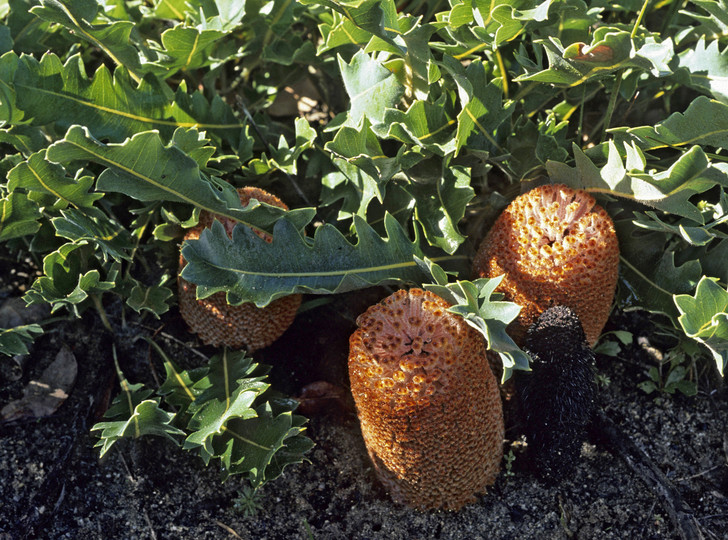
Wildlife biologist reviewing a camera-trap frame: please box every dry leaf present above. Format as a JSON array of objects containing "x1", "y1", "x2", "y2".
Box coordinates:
[
  {"x1": 1, "y1": 345, "x2": 78, "y2": 422},
  {"x1": 295, "y1": 380, "x2": 347, "y2": 416}
]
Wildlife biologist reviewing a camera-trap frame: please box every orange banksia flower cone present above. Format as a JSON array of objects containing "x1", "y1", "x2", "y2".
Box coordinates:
[
  {"x1": 178, "y1": 187, "x2": 301, "y2": 352},
  {"x1": 472, "y1": 183, "x2": 619, "y2": 346},
  {"x1": 348, "y1": 289, "x2": 504, "y2": 511}
]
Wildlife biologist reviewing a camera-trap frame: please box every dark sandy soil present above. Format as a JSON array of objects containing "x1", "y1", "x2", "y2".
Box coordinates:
[{"x1": 1, "y1": 265, "x2": 727, "y2": 540}]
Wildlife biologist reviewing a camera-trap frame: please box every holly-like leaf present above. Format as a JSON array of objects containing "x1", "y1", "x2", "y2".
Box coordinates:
[
  {"x1": 181, "y1": 213, "x2": 427, "y2": 307},
  {"x1": 149, "y1": 346, "x2": 313, "y2": 486},
  {"x1": 30, "y1": 0, "x2": 147, "y2": 80},
  {"x1": 677, "y1": 37, "x2": 728, "y2": 104},
  {"x1": 547, "y1": 142, "x2": 728, "y2": 222},
  {"x1": 679, "y1": 0, "x2": 728, "y2": 42},
  {"x1": 610, "y1": 96, "x2": 728, "y2": 151},
  {"x1": 51, "y1": 208, "x2": 134, "y2": 262},
  {"x1": 125, "y1": 281, "x2": 174, "y2": 318},
  {"x1": 404, "y1": 166, "x2": 473, "y2": 254},
  {"x1": 0, "y1": 324, "x2": 44, "y2": 356},
  {"x1": 420, "y1": 263, "x2": 530, "y2": 381},
  {"x1": 7, "y1": 150, "x2": 102, "y2": 209},
  {"x1": 151, "y1": 26, "x2": 226, "y2": 75},
  {"x1": 92, "y1": 397, "x2": 184, "y2": 457},
  {"x1": 23, "y1": 243, "x2": 117, "y2": 315},
  {"x1": 516, "y1": 30, "x2": 673, "y2": 86},
  {"x1": 616, "y1": 219, "x2": 703, "y2": 318},
  {"x1": 454, "y1": 63, "x2": 513, "y2": 154},
  {"x1": 674, "y1": 276, "x2": 728, "y2": 375},
  {"x1": 373, "y1": 100, "x2": 457, "y2": 156},
  {"x1": 184, "y1": 352, "x2": 269, "y2": 457},
  {"x1": 9, "y1": 52, "x2": 246, "y2": 147},
  {"x1": 338, "y1": 49, "x2": 404, "y2": 126},
  {"x1": 212, "y1": 401, "x2": 313, "y2": 485},
  {"x1": 46, "y1": 125, "x2": 314, "y2": 234},
  {"x1": 0, "y1": 192, "x2": 41, "y2": 241}
]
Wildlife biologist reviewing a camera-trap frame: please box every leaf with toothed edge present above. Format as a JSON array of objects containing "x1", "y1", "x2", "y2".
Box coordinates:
[
  {"x1": 181, "y1": 213, "x2": 428, "y2": 307},
  {"x1": 418, "y1": 258, "x2": 530, "y2": 381},
  {"x1": 675, "y1": 276, "x2": 728, "y2": 376},
  {"x1": 46, "y1": 125, "x2": 315, "y2": 235}
]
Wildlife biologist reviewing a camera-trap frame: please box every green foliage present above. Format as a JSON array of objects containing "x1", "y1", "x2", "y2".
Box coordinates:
[
  {"x1": 0, "y1": 324, "x2": 44, "y2": 356},
  {"x1": 94, "y1": 345, "x2": 313, "y2": 488},
  {"x1": 2, "y1": 0, "x2": 728, "y2": 496}
]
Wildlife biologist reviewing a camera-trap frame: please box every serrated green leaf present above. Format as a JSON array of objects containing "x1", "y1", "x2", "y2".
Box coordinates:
[
  {"x1": 610, "y1": 96, "x2": 728, "y2": 151},
  {"x1": 516, "y1": 30, "x2": 673, "y2": 87},
  {"x1": 30, "y1": 0, "x2": 146, "y2": 81},
  {"x1": 246, "y1": 117, "x2": 317, "y2": 176},
  {"x1": 338, "y1": 49, "x2": 404, "y2": 126},
  {"x1": 0, "y1": 191, "x2": 41, "y2": 241},
  {"x1": 13, "y1": 52, "x2": 170, "y2": 141},
  {"x1": 547, "y1": 142, "x2": 728, "y2": 222},
  {"x1": 677, "y1": 37, "x2": 728, "y2": 104},
  {"x1": 322, "y1": 117, "x2": 395, "y2": 218},
  {"x1": 7, "y1": 150, "x2": 102, "y2": 209},
  {"x1": 404, "y1": 165, "x2": 473, "y2": 254},
  {"x1": 455, "y1": 64, "x2": 513, "y2": 153},
  {"x1": 301, "y1": 0, "x2": 399, "y2": 47},
  {"x1": 212, "y1": 402, "x2": 311, "y2": 485},
  {"x1": 0, "y1": 323, "x2": 43, "y2": 356},
  {"x1": 0, "y1": 125, "x2": 48, "y2": 156},
  {"x1": 422, "y1": 272, "x2": 529, "y2": 381},
  {"x1": 675, "y1": 276, "x2": 728, "y2": 375},
  {"x1": 24, "y1": 243, "x2": 117, "y2": 315},
  {"x1": 126, "y1": 282, "x2": 174, "y2": 317},
  {"x1": 632, "y1": 211, "x2": 717, "y2": 247},
  {"x1": 317, "y1": 10, "x2": 373, "y2": 53},
  {"x1": 51, "y1": 208, "x2": 134, "y2": 262},
  {"x1": 372, "y1": 100, "x2": 457, "y2": 156},
  {"x1": 184, "y1": 355, "x2": 269, "y2": 457},
  {"x1": 616, "y1": 219, "x2": 703, "y2": 317},
  {"x1": 152, "y1": 25, "x2": 226, "y2": 75},
  {"x1": 181, "y1": 213, "x2": 427, "y2": 307},
  {"x1": 92, "y1": 399, "x2": 184, "y2": 457},
  {"x1": 46, "y1": 125, "x2": 314, "y2": 234},
  {"x1": 10, "y1": 52, "x2": 246, "y2": 147},
  {"x1": 679, "y1": 0, "x2": 728, "y2": 42},
  {"x1": 4, "y1": 0, "x2": 61, "y2": 54}
]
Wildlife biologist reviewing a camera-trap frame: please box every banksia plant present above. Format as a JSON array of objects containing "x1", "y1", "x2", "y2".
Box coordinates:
[
  {"x1": 517, "y1": 305, "x2": 597, "y2": 482},
  {"x1": 348, "y1": 289, "x2": 504, "y2": 511},
  {"x1": 178, "y1": 187, "x2": 301, "y2": 352},
  {"x1": 473, "y1": 183, "x2": 619, "y2": 346}
]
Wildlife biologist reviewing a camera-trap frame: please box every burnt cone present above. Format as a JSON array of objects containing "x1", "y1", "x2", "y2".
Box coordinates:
[{"x1": 517, "y1": 305, "x2": 597, "y2": 483}]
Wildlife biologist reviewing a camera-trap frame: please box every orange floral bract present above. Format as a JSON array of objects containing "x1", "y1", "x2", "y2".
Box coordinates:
[
  {"x1": 178, "y1": 187, "x2": 301, "y2": 352},
  {"x1": 348, "y1": 289, "x2": 504, "y2": 511},
  {"x1": 473, "y1": 183, "x2": 619, "y2": 346}
]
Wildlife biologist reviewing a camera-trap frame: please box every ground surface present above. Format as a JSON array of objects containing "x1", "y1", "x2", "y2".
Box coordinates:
[{"x1": 1, "y1": 269, "x2": 727, "y2": 540}]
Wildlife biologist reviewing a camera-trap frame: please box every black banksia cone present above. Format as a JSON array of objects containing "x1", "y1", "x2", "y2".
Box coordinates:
[{"x1": 517, "y1": 305, "x2": 597, "y2": 483}]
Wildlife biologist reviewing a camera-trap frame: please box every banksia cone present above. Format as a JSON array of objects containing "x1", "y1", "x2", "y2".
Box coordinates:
[
  {"x1": 517, "y1": 305, "x2": 597, "y2": 482},
  {"x1": 472, "y1": 183, "x2": 619, "y2": 346},
  {"x1": 178, "y1": 187, "x2": 301, "y2": 352},
  {"x1": 348, "y1": 289, "x2": 504, "y2": 511}
]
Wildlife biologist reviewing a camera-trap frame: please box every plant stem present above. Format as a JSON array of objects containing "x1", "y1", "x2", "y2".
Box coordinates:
[
  {"x1": 632, "y1": 0, "x2": 651, "y2": 39},
  {"x1": 578, "y1": 84, "x2": 586, "y2": 145},
  {"x1": 91, "y1": 294, "x2": 113, "y2": 332},
  {"x1": 599, "y1": 0, "x2": 651, "y2": 143},
  {"x1": 600, "y1": 72, "x2": 623, "y2": 143}
]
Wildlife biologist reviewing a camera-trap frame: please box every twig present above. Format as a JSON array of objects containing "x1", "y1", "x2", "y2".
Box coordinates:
[
  {"x1": 589, "y1": 410, "x2": 705, "y2": 540},
  {"x1": 215, "y1": 521, "x2": 243, "y2": 539},
  {"x1": 676, "y1": 465, "x2": 722, "y2": 483}
]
